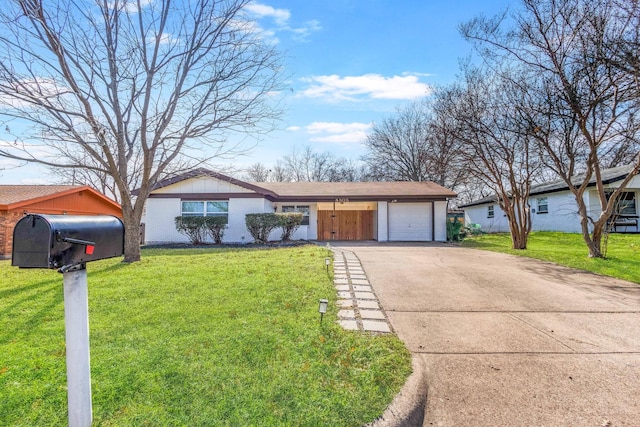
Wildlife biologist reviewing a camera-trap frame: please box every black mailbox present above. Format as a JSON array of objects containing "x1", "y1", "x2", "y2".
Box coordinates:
[{"x1": 12, "y1": 214, "x2": 124, "y2": 269}]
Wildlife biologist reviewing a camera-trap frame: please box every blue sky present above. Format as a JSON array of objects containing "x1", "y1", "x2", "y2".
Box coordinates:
[
  {"x1": 0, "y1": 0, "x2": 512, "y2": 184},
  {"x1": 240, "y1": 0, "x2": 512, "y2": 168}
]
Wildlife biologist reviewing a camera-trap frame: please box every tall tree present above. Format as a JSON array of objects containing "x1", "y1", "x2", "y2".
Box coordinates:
[
  {"x1": 363, "y1": 101, "x2": 431, "y2": 182},
  {"x1": 445, "y1": 67, "x2": 539, "y2": 249},
  {"x1": 462, "y1": 0, "x2": 640, "y2": 257},
  {"x1": 0, "y1": 0, "x2": 284, "y2": 261},
  {"x1": 362, "y1": 99, "x2": 465, "y2": 191}
]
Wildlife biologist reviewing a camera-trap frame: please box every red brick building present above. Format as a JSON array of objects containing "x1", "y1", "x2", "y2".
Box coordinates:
[{"x1": 0, "y1": 185, "x2": 122, "y2": 258}]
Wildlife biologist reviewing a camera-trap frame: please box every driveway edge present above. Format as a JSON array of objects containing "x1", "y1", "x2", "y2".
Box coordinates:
[{"x1": 366, "y1": 356, "x2": 428, "y2": 427}]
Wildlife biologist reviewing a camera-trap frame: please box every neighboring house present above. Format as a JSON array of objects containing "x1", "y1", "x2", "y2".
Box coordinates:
[
  {"x1": 142, "y1": 169, "x2": 457, "y2": 244},
  {"x1": 0, "y1": 185, "x2": 122, "y2": 258},
  {"x1": 461, "y1": 165, "x2": 640, "y2": 233}
]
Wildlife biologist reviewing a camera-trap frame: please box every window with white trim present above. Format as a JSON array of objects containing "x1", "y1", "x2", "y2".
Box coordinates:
[
  {"x1": 282, "y1": 205, "x2": 310, "y2": 225},
  {"x1": 181, "y1": 201, "x2": 228, "y2": 221},
  {"x1": 487, "y1": 205, "x2": 494, "y2": 218},
  {"x1": 536, "y1": 197, "x2": 548, "y2": 214}
]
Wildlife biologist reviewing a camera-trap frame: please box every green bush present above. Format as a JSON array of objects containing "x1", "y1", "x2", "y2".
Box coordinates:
[
  {"x1": 465, "y1": 223, "x2": 485, "y2": 236},
  {"x1": 447, "y1": 220, "x2": 465, "y2": 242},
  {"x1": 277, "y1": 212, "x2": 304, "y2": 241},
  {"x1": 175, "y1": 216, "x2": 228, "y2": 244},
  {"x1": 245, "y1": 213, "x2": 281, "y2": 244},
  {"x1": 175, "y1": 216, "x2": 207, "y2": 244},
  {"x1": 203, "y1": 216, "x2": 227, "y2": 244}
]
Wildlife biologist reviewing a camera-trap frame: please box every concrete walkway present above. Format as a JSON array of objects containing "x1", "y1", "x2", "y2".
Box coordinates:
[
  {"x1": 332, "y1": 242, "x2": 640, "y2": 427},
  {"x1": 332, "y1": 247, "x2": 392, "y2": 333}
]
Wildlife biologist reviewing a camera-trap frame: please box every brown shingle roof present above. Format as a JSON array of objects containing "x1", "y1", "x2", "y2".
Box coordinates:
[
  {"x1": 0, "y1": 185, "x2": 84, "y2": 206},
  {"x1": 146, "y1": 168, "x2": 457, "y2": 201},
  {"x1": 252, "y1": 181, "x2": 457, "y2": 200}
]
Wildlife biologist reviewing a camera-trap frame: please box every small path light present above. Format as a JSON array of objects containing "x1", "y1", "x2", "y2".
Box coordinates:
[
  {"x1": 325, "y1": 257, "x2": 330, "y2": 272},
  {"x1": 318, "y1": 299, "x2": 328, "y2": 324}
]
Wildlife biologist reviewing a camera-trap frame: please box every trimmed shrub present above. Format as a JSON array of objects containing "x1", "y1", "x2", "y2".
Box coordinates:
[
  {"x1": 203, "y1": 216, "x2": 228, "y2": 244},
  {"x1": 278, "y1": 212, "x2": 304, "y2": 241},
  {"x1": 175, "y1": 216, "x2": 228, "y2": 244},
  {"x1": 245, "y1": 213, "x2": 281, "y2": 244},
  {"x1": 175, "y1": 216, "x2": 207, "y2": 244}
]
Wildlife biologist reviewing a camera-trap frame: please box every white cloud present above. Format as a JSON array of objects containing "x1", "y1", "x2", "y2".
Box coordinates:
[
  {"x1": 299, "y1": 73, "x2": 432, "y2": 102},
  {"x1": 246, "y1": 2, "x2": 321, "y2": 42},
  {"x1": 290, "y1": 20, "x2": 321, "y2": 41},
  {"x1": 245, "y1": 3, "x2": 290, "y2": 26},
  {"x1": 304, "y1": 121, "x2": 371, "y2": 144}
]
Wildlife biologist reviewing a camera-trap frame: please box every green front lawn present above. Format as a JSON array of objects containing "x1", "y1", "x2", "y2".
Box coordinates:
[
  {"x1": 0, "y1": 245, "x2": 411, "y2": 426},
  {"x1": 462, "y1": 232, "x2": 640, "y2": 283}
]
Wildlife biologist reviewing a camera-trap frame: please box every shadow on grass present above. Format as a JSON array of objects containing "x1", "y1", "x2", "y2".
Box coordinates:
[
  {"x1": 0, "y1": 277, "x2": 57, "y2": 300},
  {"x1": 0, "y1": 279, "x2": 63, "y2": 344}
]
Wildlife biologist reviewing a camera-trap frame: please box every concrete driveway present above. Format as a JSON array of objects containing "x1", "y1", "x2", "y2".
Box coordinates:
[{"x1": 333, "y1": 242, "x2": 640, "y2": 426}]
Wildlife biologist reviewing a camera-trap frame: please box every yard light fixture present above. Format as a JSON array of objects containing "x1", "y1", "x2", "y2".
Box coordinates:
[
  {"x1": 318, "y1": 299, "x2": 328, "y2": 324},
  {"x1": 325, "y1": 257, "x2": 330, "y2": 272}
]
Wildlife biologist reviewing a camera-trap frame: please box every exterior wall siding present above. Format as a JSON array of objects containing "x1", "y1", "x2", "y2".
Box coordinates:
[
  {"x1": 144, "y1": 197, "x2": 275, "y2": 244},
  {"x1": 464, "y1": 203, "x2": 510, "y2": 233},
  {"x1": 143, "y1": 198, "x2": 185, "y2": 243},
  {"x1": 531, "y1": 191, "x2": 582, "y2": 233},
  {"x1": 377, "y1": 201, "x2": 388, "y2": 241},
  {"x1": 1, "y1": 211, "x2": 25, "y2": 259},
  {"x1": 227, "y1": 198, "x2": 272, "y2": 243},
  {"x1": 152, "y1": 176, "x2": 254, "y2": 194},
  {"x1": 434, "y1": 201, "x2": 448, "y2": 241},
  {"x1": 463, "y1": 185, "x2": 640, "y2": 234}
]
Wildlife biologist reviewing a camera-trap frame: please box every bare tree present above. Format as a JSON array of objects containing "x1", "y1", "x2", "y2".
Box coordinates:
[
  {"x1": 244, "y1": 162, "x2": 272, "y2": 182},
  {"x1": 462, "y1": 0, "x2": 640, "y2": 257},
  {"x1": 325, "y1": 158, "x2": 365, "y2": 182},
  {"x1": 51, "y1": 165, "x2": 120, "y2": 202},
  {"x1": 445, "y1": 67, "x2": 538, "y2": 249},
  {"x1": 363, "y1": 101, "x2": 431, "y2": 182},
  {"x1": 281, "y1": 146, "x2": 363, "y2": 182},
  {"x1": 0, "y1": 0, "x2": 284, "y2": 261},
  {"x1": 270, "y1": 160, "x2": 292, "y2": 182},
  {"x1": 362, "y1": 99, "x2": 466, "y2": 192}
]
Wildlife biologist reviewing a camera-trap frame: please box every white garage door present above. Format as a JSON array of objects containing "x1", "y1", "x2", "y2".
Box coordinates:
[{"x1": 388, "y1": 203, "x2": 432, "y2": 241}]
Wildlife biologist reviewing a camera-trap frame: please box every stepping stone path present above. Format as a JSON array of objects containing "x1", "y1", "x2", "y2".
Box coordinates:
[{"x1": 330, "y1": 247, "x2": 392, "y2": 333}]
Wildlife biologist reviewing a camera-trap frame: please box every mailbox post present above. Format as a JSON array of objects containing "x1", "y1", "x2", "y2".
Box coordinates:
[
  {"x1": 63, "y1": 265, "x2": 92, "y2": 427},
  {"x1": 12, "y1": 214, "x2": 124, "y2": 427}
]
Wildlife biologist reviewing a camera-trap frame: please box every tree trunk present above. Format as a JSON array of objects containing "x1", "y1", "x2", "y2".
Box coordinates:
[
  {"x1": 576, "y1": 197, "x2": 604, "y2": 258},
  {"x1": 120, "y1": 197, "x2": 142, "y2": 263},
  {"x1": 123, "y1": 215, "x2": 141, "y2": 263},
  {"x1": 509, "y1": 223, "x2": 529, "y2": 250}
]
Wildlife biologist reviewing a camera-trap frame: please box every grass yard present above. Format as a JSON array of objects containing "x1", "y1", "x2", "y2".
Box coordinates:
[
  {"x1": 0, "y1": 245, "x2": 411, "y2": 426},
  {"x1": 462, "y1": 232, "x2": 640, "y2": 283}
]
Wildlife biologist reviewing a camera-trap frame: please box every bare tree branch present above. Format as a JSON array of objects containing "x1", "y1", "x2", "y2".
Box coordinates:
[{"x1": 0, "y1": 0, "x2": 285, "y2": 261}]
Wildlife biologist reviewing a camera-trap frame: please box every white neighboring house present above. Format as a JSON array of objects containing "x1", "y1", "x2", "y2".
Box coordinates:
[
  {"x1": 141, "y1": 168, "x2": 457, "y2": 244},
  {"x1": 461, "y1": 165, "x2": 640, "y2": 233}
]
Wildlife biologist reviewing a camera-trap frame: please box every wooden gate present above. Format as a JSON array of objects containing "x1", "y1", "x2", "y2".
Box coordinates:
[{"x1": 317, "y1": 210, "x2": 374, "y2": 240}]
